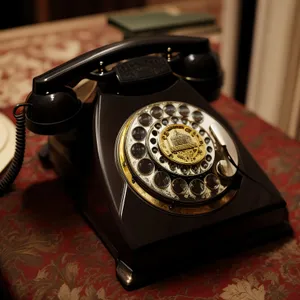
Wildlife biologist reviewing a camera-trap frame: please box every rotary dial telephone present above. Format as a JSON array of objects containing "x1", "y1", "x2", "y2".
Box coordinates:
[{"x1": 0, "y1": 36, "x2": 291, "y2": 290}]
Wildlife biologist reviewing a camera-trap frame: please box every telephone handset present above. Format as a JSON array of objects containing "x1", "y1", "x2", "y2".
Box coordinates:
[
  {"x1": 23, "y1": 36, "x2": 222, "y2": 135},
  {"x1": 0, "y1": 36, "x2": 291, "y2": 289}
]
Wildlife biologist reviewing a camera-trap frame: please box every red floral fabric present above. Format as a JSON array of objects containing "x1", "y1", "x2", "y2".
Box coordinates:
[{"x1": 0, "y1": 3, "x2": 300, "y2": 298}]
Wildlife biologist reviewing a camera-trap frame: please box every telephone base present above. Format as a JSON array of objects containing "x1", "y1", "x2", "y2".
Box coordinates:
[
  {"x1": 44, "y1": 79, "x2": 292, "y2": 291},
  {"x1": 115, "y1": 221, "x2": 292, "y2": 291}
]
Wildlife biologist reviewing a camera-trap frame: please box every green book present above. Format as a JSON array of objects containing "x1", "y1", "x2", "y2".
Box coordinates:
[{"x1": 108, "y1": 11, "x2": 216, "y2": 38}]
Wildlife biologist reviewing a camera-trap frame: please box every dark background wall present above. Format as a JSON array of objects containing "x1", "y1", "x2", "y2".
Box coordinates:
[
  {"x1": 1, "y1": 0, "x2": 145, "y2": 29},
  {"x1": 50, "y1": 0, "x2": 145, "y2": 21},
  {"x1": 1, "y1": 0, "x2": 35, "y2": 29}
]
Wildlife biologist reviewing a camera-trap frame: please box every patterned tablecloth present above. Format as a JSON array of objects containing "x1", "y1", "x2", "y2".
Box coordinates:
[{"x1": 0, "y1": 2, "x2": 300, "y2": 299}]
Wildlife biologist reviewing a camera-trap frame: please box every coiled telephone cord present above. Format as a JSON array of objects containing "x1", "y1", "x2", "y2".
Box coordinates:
[{"x1": 0, "y1": 104, "x2": 29, "y2": 196}]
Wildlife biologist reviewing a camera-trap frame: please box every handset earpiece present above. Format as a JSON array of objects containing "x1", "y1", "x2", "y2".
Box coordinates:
[
  {"x1": 25, "y1": 86, "x2": 82, "y2": 135},
  {"x1": 173, "y1": 51, "x2": 223, "y2": 102}
]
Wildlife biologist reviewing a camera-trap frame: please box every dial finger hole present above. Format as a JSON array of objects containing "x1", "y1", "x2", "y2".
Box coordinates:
[
  {"x1": 131, "y1": 143, "x2": 146, "y2": 159},
  {"x1": 192, "y1": 110, "x2": 203, "y2": 122},
  {"x1": 164, "y1": 104, "x2": 176, "y2": 116},
  {"x1": 151, "y1": 106, "x2": 163, "y2": 119},
  {"x1": 154, "y1": 171, "x2": 171, "y2": 189},
  {"x1": 172, "y1": 178, "x2": 188, "y2": 195},
  {"x1": 179, "y1": 105, "x2": 190, "y2": 117},
  {"x1": 138, "y1": 113, "x2": 152, "y2": 127},
  {"x1": 132, "y1": 127, "x2": 147, "y2": 141},
  {"x1": 190, "y1": 179, "x2": 205, "y2": 196},
  {"x1": 204, "y1": 174, "x2": 220, "y2": 190},
  {"x1": 138, "y1": 158, "x2": 154, "y2": 175}
]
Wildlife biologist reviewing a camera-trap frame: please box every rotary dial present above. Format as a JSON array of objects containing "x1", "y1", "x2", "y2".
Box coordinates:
[{"x1": 117, "y1": 101, "x2": 238, "y2": 208}]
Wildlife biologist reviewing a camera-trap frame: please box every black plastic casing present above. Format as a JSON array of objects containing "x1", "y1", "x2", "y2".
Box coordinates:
[{"x1": 47, "y1": 79, "x2": 291, "y2": 290}]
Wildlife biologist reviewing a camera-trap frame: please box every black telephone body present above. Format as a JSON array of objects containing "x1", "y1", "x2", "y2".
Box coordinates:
[{"x1": 1, "y1": 36, "x2": 291, "y2": 290}]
